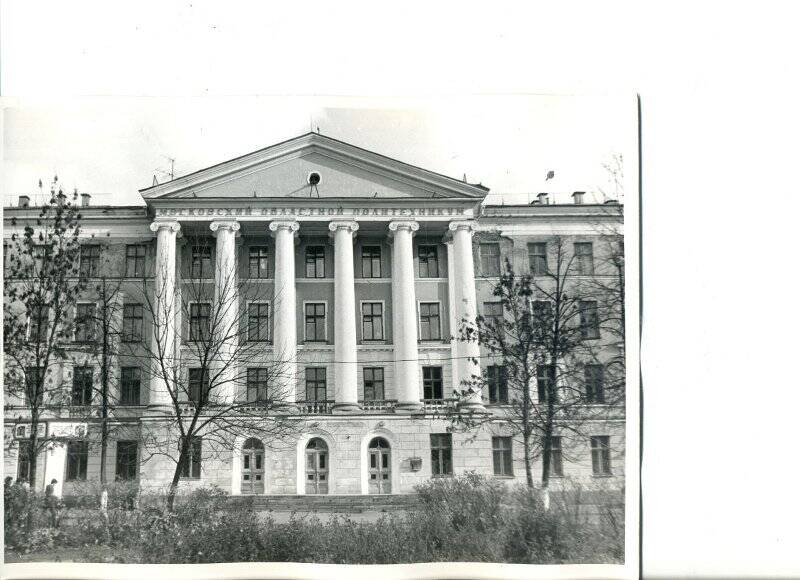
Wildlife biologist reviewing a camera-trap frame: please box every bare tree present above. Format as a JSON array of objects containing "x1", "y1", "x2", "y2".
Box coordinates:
[
  {"x1": 452, "y1": 235, "x2": 625, "y2": 492},
  {"x1": 134, "y1": 234, "x2": 299, "y2": 510},
  {"x1": 3, "y1": 181, "x2": 87, "y2": 491}
]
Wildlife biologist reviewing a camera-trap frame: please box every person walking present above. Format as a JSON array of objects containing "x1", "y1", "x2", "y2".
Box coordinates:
[{"x1": 45, "y1": 479, "x2": 59, "y2": 527}]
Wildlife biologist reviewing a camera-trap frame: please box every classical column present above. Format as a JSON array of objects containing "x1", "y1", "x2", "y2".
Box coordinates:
[
  {"x1": 269, "y1": 220, "x2": 300, "y2": 405},
  {"x1": 449, "y1": 220, "x2": 484, "y2": 410},
  {"x1": 210, "y1": 220, "x2": 241, "y2": 405},
  {"x1": 148, "y1": 220, "x2": 181, "y2": 408},
  {"x1": 389, "y1": 221, "x2": 422, "y2": 411},
  {"x1": 329, "y1": 220, "x2": 360, "y2": 413}
]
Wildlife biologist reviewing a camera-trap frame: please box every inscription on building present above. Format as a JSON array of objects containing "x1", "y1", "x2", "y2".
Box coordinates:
[{"x1": 154, "y1": 206, "x2": 467, "y2": 218}]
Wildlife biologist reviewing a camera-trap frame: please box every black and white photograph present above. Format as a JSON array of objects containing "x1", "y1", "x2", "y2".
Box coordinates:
[{"x1": 2, "y1": 95, "x2": 638, "y2": 576}]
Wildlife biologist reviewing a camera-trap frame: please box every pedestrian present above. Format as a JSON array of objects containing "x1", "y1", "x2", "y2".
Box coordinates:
[
  {"x1": 45, "y1": 478, "x2": 59, "y2": 527},
  {"x1": 4, "y1": 476, "x2": 13, "y2": 489}
]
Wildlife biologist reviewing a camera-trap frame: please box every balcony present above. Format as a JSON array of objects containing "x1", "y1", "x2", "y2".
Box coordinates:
[
  {"x1": 358, "y1": 399, "x2": 397, "y2": 413},
  {"x1": 421, "y1": 398, "x2": 458, "y2": 413},
  {"x1": 296, "y1": 400, "x2": 335, "y2": 415}
]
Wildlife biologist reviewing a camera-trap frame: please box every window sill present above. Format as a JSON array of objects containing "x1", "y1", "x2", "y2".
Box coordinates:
[
  {"x1": 493, "y1": 475, "x2": 515, "y2": 479},
  {"x1": 431, "y1": 474, "x2": 454, "y2": 478},
  {"x1": 592, "y1": 473, "x2": 614, "y2": 478}
]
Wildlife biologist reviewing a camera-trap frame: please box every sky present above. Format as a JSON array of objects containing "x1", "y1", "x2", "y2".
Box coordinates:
[{"x1": 2, "y1": 95, "x2": 635, "y2": 207}]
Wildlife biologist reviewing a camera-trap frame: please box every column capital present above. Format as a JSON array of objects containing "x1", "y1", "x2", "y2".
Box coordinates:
[
  {"x1": 269, "y1": 219, "x2": 300, "y2": 235},
  {"x1": 149, "y1": 220, "x2": 181, "y2": 234},
  {"x1": 388, "y1": 220, "x2": 420, "y2": 237},
  {"x1": 210, "y1": 220, "x2": 241, "y2": 237},
  {"x1": 328, "y1": 220, "x2": 360, "y2": 234},
  {"x1": 448, "y1": 220, "x2": 477, "y2": 234}
]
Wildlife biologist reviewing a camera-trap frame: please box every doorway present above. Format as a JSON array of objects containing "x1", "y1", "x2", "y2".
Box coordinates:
[
  {"x1": 305, "y1": 438, "x2": 329, "y2": 494},
  {"x1": 241, "y1": 438, "x2": 265, "y2": 495},
  {"x1": 368, "y1": 437, "x2": 391, "y2": 494}
]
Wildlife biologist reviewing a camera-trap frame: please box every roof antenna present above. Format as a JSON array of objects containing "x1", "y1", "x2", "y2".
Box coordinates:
[{"x1": 463, "y1": 173, "x2": 467, "y2": 183}]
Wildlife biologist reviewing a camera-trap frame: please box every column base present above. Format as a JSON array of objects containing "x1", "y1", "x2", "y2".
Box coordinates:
[
  {"x1": 395, "y1": 401, "x2": 424, "y2": 413},
  {"x1": 332, "y1": 402, "x2": 362, "y2": 414}
]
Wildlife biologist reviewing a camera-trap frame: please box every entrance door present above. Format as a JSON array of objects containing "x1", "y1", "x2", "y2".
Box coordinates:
[
  {"x1": 368, "y1": 437, "x2": 391, "y2": 494},
  {"x1": 241, "y1": 438, "x2": 265, "y2": 495},
  {"x1": 305, "y1": 438, "x2": 329, "y2": 494}
]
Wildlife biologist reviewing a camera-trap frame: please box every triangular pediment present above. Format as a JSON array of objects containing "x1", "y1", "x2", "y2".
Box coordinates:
[{"x1": 140, "y1": 133, "x2": 488, "y2": 201}]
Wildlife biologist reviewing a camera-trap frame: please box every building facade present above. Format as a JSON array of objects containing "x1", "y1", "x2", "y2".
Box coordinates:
[{"x1": 3, "y1": 133, "x2": 625, "y2": 497}]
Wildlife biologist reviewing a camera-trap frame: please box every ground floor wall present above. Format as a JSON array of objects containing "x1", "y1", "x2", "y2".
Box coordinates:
[{"x1": 5, "y1": 416, "x2": 625, "y2": 496}]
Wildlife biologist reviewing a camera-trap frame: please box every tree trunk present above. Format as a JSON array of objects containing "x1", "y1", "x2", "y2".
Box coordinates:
[
  {"x1": 166, "y1": 444, "x2": 189, "y2": 511},
  {"x1": 523, "y1": 430, "x2": 534, "y2": 488},
  {"x1": 99, "y1": 285, "x2": 110, "y2": 486}
]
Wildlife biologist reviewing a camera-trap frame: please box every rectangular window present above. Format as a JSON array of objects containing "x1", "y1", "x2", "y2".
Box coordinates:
[
  {"x1": 528, "y1": 242, "x2": 548, "y2": 275},
  {"x1": 492, "y1": 436, "x2": 513, "y2": 476},
  {"x1": 248, "y1": 246, "x2": 270, "y2": 278},
  {"x1": 537, "y1": 364, "x2": 556, "y2": 404},
  {"x1": 74, "y1": 303, "x2": 96, "y2": 343},
  {"x1": 188, "y1": 368, "x2": 209, "y2": 405},
  {"x1": 247, "y1": 368, "x2": 270, "y2": 404},
  {"x1": 189, "y1": 303, "x2": 211, "y2": 342},
  {"x1": 115, "y1": 441, "x2": 138, "y2": 481},
  {"x1": 430, "y1": 433, "x2": 453, "y2": 476},
  {"x1": 27, "y1": 303, "x2": 49, "y2": 342},
  {"x1": 363, "y1": 367, "x2": 385, "y2": 400},
  {"x1": 305, "y1": 246, "x2": 325, "y2": 278},
  {"x1": 125, "y1": 244, "x2": 147, "y2": 277},
  {"x1": 590, "y1": 435, "x2": 612, "y2": 476},
  {"x1": 418, "y1": 245, "x2": 439, "y2": 278},
  {"x1": 122, "y1": 303, "x2": 144, "y2": 342},
  {"x1": 79, "y1": 245, "x2": 101, "y2": 277},
  {"x1": 483, "y1": 301, "x2": 503, "y2": 329},
  {"x1": 361, "y1": 245, "x2": 382, "y2": 278},
  {"x1": 419, "y1": 302, "x2": 441, "y2": 341},
  {"x1": 361, "y1": 302, "x2": 384, "y2": 341},
  {"x1": 532, "y1": 300, "x2": 553, "y2": 327},
  {"x1": 17, "y1": 441, "x2": 32, "y2": 481},
  {"x1": 480, "y1": 243, "x2": 501, "y2": 276},
  {"x1": 487, "y1": 365, "x2": 508, "y2": 403},
  {"x1": 24, "y1": 367, "x2": 44, "y2": 407},
  {"x1": 304, "y1": 303, "x2": 326, "y2": 342},
  {"x1": 190, "y1": 245, "x2": 212, "y2": 279},
  {"x1": 579, "y1": 300, "x2": 600, "y2": 339},
  {"x1": 584, "y1": 364, "x2": 605, "y2": 403},
  {"x1": 120, "y1": 367, "x2": 141, "y2": 406},
  {"x1": 548, "y1": 436, "x2": 564, "y2": 477},
  {"x1": 423, "y1": 366, "x2": 444, "y2": 400},
  {"x1": 71, "y1": 366, "x2": 93, "y2": 406},
  {"x1": 305, "y1": 367, "x2": 327, "y2": 401},
  {"x1": 66, "y1": 441, "x2": 89, "y2": 481},
  {"x1": 575, "y1": 242, "x2": 594, "y2": 276},
  {"x1": 248, "y1": 302, "x2": 270, "y2": 342},
  {"x1": 180, "y1": 437, "x2": 202, "y2": 479}
]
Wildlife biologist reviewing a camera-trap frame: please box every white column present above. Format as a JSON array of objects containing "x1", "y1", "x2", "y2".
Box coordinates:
[
  {"x1": 329, "y1": 220, "x2": 360, "y2": 413},
  {"x1": 148, "y1": 220, "x2": 181, "y2": 408},
  {"x1": 389, "y1": 220, "x2": 422, "y2": 411},
  {"x1": 209, "y1": 220, "x2": 240, "y2": 405},
  {"x1": 43, "y1": 442, "x2": 67, "y2": 497},
  {"x1": 449, "y1": 220, "x2": 484, "y2": 410},
  {"x1": 269, "y1": 220, "x2": 300, "y2": 405},
  {"x1": 445, "y1": 239, "x2": 461, "y2": 397}
]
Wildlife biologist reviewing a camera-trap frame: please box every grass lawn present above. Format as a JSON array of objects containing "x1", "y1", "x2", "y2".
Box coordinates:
[{"x1": 5, "y1": 545, "x2": 141, "y2": 563}]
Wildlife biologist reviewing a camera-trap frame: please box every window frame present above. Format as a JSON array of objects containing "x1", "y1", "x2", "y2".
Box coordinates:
[
  {"x1": 303, "y1": 301, "x2": 328, "y2": 342},
  {"x1": 574, "y1": 242, "x2": 595, "y2": 276},
  {"x1": 26, "y1": 302, "x2": 50, "y2": 343},
  {"x1": 188, "y1": 301, "x2": 212, "y2": 342},
  {"x1": 363, "y1": 367, "x2": 385, "y2": 400},
  {"x1": 248, "y1": 245, "x2": 270, "y2": 279},
  {"x1": 304, "y1": 367, "x2": 328, "y2": 401},
  {"x1": 120, "y1": 366, "x2": 141, "y2": 406},
  {"x1": 190, "y1": 244, "x2": 213, "y2": 279},
  {"x1": 360, "y1": 301, "x2": 385, "y2": 341},
  {"x1": 528, "y1": 242, "x2": 548, "y2": 275},
  {"x1": 24, "y1": 366, "x2": 44, "y2": 407},
  {"x1": 305, "y1": 245, "x2": 326, "y2": 278},
  {"x1": 66, "y1": 440, "x2": 89, "y2": 481},
  {"x1": 487, "y1": 365, "x2": 508, "y2": 404},
  {"x1": 547, "y1": 436, "x2": 564, "y2": 477},
  {"x1": 579, "y1": 300, "x2": 600, "y2": 339},
  {"x1": 122, "y1": 303, "x2": 144, "y2": 343},
  {"x1": 418, "y1": 301, "x2": 442, "y2": 341},
  {"x1": 584, "y1": 364, "x2": 606, "y2": 403},
  {"x1": 79, "y1": 244, "x2": 101, "y2": 278},
  {"x1": 246, "y1": 367, "x2": 270, "y2": 404},
  {"x1": 125, "y1": 244, "x2": 147, "y2": 278},
  {"x1": 187, "y1": 368, "x2": 209, "y2": 406},
  {"x1": 180, "y1": 436, "x2": 202, "y2": 479},
  {"x1": 417, "y1": 244, "x2": 440, "y2": 278},
  {"x1": 422, "y1": 366, "x2": 444, "y2": 400},
  {"x1": 247, "y1": 301, "x2": 271, "y2": 342},
  {"x1": 590, "y1": 435, "x2": 612, "y2": 476},
  {"x1": 361, "y1": 245, "x2": 382, "y2": 278},
  {"x1": 479, "y1": 243, "x2": 501, "y2": 277},
  {"x1": 115, "y1": 440, "x2": 138, "y2": 481},
  {"x1": 536, "y1": 364, "x2": 557, "y2": 404},
  {"x1": 430, "y1": 433, "x2": 453, "y2": 477},
  {"x1": 71, "y1": 365, "x2": 94, "y2": 406},
  {"x1": 74, "y1": 302, "x2": 97, "y2": 343},
  {"x1": 492, "y1": 436, "x2": 514, "y2": 477},
  {"x1": 483, "y1": 301, "x2": 504, "y2": 330}
]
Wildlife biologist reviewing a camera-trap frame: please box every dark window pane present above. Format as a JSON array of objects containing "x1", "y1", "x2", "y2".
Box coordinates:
[
  {"x1": 480, "y1": 243, "x2": 501, "y2": 276},
  {"x1": 423, "y1": 366, "x2": 444, "y2": 399},
  {"x1": 248, "y1": 246, "x2": 270, "y2": 278},
  {"x1": 305, "y1": 246, "x2": 325, "y2": 278},
  {"x1": 418, "y1": 245, "x2": 439, "y2": 278},
  {"x1": 361, "y1": 246, "x2": 381, "y2": 278}
]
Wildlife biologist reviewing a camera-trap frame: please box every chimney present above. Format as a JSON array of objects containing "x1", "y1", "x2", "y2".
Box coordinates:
[
  {"x1": 537, "y1": 192, "x2": 549, "y2": 205},
  {"x1": 572, "y1": 191, "x2": 585, "y2": 205},
  {"x1": 18, "y1": 195, "x2": 30, "y2": 208},
  {"x1": 81, "y1": 193, "x2": 91, "y2": 207}
]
